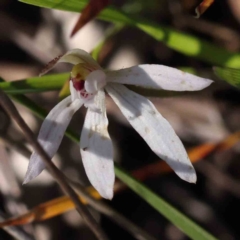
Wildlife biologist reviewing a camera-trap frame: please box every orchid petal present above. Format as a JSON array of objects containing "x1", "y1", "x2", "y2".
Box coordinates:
[
  {"x1": 70, "y1": 80, "x2": 79, "y2": 101},
  {"x1": 85, "y1": 70, "x2": 106, "y2": 93},
  {"x1": 40, "y1": 49, "x2": 101, "y2": 76},
  {"x1": 106, "y1": 83, "x2": 196, "y2": 183},
  {"x1": 23, "y1": 96, "x2": 83, "y2": 184},
  {"x1": 105, "y1": 65, "x2": 213, "y2": 91},
  {"x1": 84, "y1": 97, "x2": 101, "y2": 112},
  {"x1": 80, "y1": 90, "x2": 114, "y2": 199}
]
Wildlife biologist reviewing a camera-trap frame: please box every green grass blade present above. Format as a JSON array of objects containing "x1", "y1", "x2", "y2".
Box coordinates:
[
  {"x1": 115, "y1": 165, "x2": 217, "y2": 240},
  {"x1": 214, "y1": 67, "x2": 240, "y2": 88},
  {"x1": 0, "y1": 73, "x2": 69, "y2": 94},
  {"x1": 20, "y1": 0, "x2": 240, "y2": 67}
]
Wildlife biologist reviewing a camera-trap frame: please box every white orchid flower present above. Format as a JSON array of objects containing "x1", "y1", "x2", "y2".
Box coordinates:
[{"x1": 23, "y1": 49, "x2": 213, "y2": 199}]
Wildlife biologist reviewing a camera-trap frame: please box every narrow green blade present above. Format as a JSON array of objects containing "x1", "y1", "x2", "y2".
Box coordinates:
[
  {"x1": 214, "y1": 67, "x2": 240, "y2": 88},
  {"x1": 0, "y1": 73, "x2": 69, "y2": 94},
  {"x1": 20, "y1": 0, "x2": 240, "y2": 67},
  {"x1": 115, "y1": 166, "x2": 217, "y2": 240}
]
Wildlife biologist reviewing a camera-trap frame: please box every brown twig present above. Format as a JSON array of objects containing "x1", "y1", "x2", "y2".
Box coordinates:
[
  {"x1": 0, "y1": 89, "x2": 109, "y2": 240},
  {"x1": 0, "y1": 211, "x2": 34, "y2": 240}
]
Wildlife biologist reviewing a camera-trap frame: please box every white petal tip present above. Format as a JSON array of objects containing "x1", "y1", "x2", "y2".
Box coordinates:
[
  {"x1": 190, "y1": 78, "x2": 214, "y2": 91},
  {"x1": 203, "y1": 79, "x2": 214, "y2": 88},
  {"x1": 23, "y1": 166, "x2": 41, "y2": 184},
  {"x1": 23, "y1": 154, "x2": 45, "y2": 185},
  {"x1": 188, "y1": 175, "x2": 197, "y2": 184},
  {"x1": 179, "y1": 171, "x2": 197, "y2": 184},
  {"x1": 22, "y1": 174, "x2": 34, "y2": 185},
  {"x1": 98, "y1": 188, "x2": 114, "y2": 200},
  {"x1": 22, "y1": 179, "x2": 28, "y2": 185}
]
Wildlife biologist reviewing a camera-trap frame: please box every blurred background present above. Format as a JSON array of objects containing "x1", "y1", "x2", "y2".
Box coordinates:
[{"x1": 0, "y1": 0, "x2": 240, "y2": 239}]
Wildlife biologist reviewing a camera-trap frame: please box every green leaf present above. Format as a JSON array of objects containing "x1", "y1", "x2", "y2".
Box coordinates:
[
  {"x1": 115, "y1": 166, "x2": 217, "y2": 240},
  {"x1": 20, "y1": 0, "x2": 240, "y2": 67},
  {"x1": 0, "y1": 73, "x2": 69, "y2": 94},
  {"x1": 2, "y1": 78, "x2": 216, "y2": 239},
  {"x1": 213, "y1": 67, "x2": 240, "y2": 88}
]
